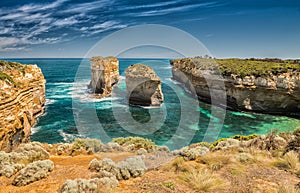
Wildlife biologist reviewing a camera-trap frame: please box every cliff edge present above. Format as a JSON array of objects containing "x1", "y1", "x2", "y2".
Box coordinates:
[
  {"x1": 0, "y1": 61, "x2": 46, "y2": 151},
  {"x1": 171, "y1": 58, "x2": 300, "y2": 116}
]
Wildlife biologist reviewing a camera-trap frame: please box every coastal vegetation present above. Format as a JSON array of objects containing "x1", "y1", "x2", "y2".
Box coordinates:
[{"x1": 1, "y1": 128, "x2": 299, "y2": 192}]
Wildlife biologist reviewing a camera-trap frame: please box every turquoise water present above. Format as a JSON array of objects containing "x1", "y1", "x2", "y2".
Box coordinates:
[{"x1": 6, "y1": 58, "x2": 300, "y2": 150}]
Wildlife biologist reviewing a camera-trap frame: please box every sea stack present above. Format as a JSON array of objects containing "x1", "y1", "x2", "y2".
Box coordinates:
[
  {"x1": 125, "y1": 64, "x2": 164, "y2": 107},
  {"x1": 0, "y1": 61, "x2": 46, "y2": 151},
  {"x1": 89, "y1": 56, "x2": 120, "y2": 97}
]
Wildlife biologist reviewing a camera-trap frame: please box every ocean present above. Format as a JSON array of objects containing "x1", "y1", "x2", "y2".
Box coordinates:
[{"x1": 6, "y1": 58, "x2": 300, "y2": 150}]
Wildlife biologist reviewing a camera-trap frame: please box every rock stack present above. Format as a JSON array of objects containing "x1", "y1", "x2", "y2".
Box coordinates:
[
  {"x1": 89, "y1": 56, "x2": 120, "y2": 97},
  {"x1": 125, "y1": 64, "x2": 164, "y2": 107}
]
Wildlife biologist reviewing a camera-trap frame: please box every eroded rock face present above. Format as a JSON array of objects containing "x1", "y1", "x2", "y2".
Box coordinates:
[
  {"x1": 171, "y1": 59, "x2": 300, "y2": 117},
  {"x1": 0, "y1": 61, "x2": 46, "y2": 151},
  {"x1": 89, "y1": 56, "x2": 120, "y2": 97},
  {"x1": 125, "y1": 64, "x2": 163, "y2": 107}
]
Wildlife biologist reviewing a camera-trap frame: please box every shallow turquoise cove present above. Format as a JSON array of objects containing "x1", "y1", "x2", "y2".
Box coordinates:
[{"x1": 7, "y1": 58, "x2": 300, "y2": 150}]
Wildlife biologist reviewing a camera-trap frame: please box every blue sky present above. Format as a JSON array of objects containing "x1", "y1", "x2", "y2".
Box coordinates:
[{"x1": 0, "y1": 0, "x2": 299, "y2": 58}]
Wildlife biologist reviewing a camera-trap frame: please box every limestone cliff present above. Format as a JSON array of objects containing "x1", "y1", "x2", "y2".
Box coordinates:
[
  {"x1": 125, "y1": 64, "x2": 163, "y2": 107},
  {"x1": 171, "y1": 58, "x2": 300, "y2": 117},
  {"x1": 0, "y1": 61, "x2": 46, "y2": 151},
  {"x1": 89, "y1": 56, "x2": 120, "y2": 97}
]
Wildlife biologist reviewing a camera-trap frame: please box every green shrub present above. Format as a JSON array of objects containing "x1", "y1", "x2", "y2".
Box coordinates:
[
  {"x1": 112, "y1": 137, "x2": 157, "y2": 152},
  {"x1": 0, "y1": 72, "x2": 15, "y2": 85},
  {"x1": 231, "y1": 134, "x2": 259, "y2": 141},
  {"x1": 71, "y1": 138, "x2": 103, "y2": 153}
]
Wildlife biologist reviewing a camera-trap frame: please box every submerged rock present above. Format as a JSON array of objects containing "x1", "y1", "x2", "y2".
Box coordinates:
[
  {"x1": 125, "y1": 64, "x2": 164, "y2": 107},
  {"x1": 89, "y1": 56, "x2": 120, "y2": 97}
]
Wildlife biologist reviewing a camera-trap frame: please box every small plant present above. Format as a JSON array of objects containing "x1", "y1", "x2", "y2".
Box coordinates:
[
  {"x1": 182, "y1": 168, "x2": 225, "y2": 192},
  {"x1": 278, "y1": 183, "x2": 300, "y2": 193},
  {"x1": 13, "y1": 160, "x2": 54, "y2": 186},
  {"x1": 273, "y1": 151, "x2": 300, "y2": 173},
  {"x1": 231, "y1": 134, "x2": 259, "y2": 141},
  {"x1": 171, "y1": 156, "x2": 186, "y2": 173},
  {"x1": 0, "y1": 72, "x2": 15, "y2": 85},
  {"x1": 113, "y1": 137, "x2": 157, "y2": 152},
  {"x1": 198, "y1": 153, "x2": 231, "y2": 171},
  {"x1": 71, "y1": 138, "x2": 103, "y2": 153},
  {"x1": 198, "y1": 142, "x2": 211, "y2": 148},
  {"x1": 162, "y1": 181, "x2": 175, "y2": 190}
]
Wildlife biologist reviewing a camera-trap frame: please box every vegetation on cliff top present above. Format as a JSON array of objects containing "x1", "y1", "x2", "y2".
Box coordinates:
[
  {"x1": 0, "y1": 60, "x2": 26, "y2": 75},
  {"x1": 0, "y1": 60, "x2": 27, "y2": 86},
  {"x1": 171, "y1": 57, "x2": 300, "y2": 77}
]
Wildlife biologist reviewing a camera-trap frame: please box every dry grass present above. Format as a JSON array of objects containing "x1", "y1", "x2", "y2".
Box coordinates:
[
  {"x1": 273, "y1": 151, "x2": 300, "y2": 173},
  {"x1": 197, "y1": 152, "x2": 232, "y2": 171},
  {"x1": 182, "y1": 167, "x2": 226, "y2": 192},
  {"x1": 284, "y1": 151, "x2": 300, "y2": 171},
  {"x1": 278, "y1": 184, "x2": 300, "y2": 193}
]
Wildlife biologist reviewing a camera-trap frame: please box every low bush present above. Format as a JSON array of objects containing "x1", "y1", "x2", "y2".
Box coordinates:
[
  {"x1": 71, "y1": 138, "x2": 103, "y2": 154},
  {"x1": 182, "y1": 168, "x2": 225, "y2": 192},
  {"x1": 13, "y1": 160, "x2": 54, "y2": 186},
  {"x1": 59, "y1": 177, "x2": 118, "y2": 193},
  {"x1": 112, "y1": 137, "x2": 157, "y2": 152}
]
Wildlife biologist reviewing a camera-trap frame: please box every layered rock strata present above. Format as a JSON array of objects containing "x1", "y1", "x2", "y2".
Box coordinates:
[
  {"x1": 0, "y1": 61, "x2": 46, "y2": 151},
  {"x1": 125, "y1": 64, "x2": 164, "y2": 107},
  {"x1": 171, "y1": 58, "x2": 300, "y2": 116},
  {"x1": 89, "y1": 56, "x2": 120, "y2": 97}
]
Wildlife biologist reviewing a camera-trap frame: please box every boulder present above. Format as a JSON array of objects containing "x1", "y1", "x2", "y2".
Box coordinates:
[
  {"x1": 89, "y1": 56, "x2": 120, "y2": 97},
  {"x1": 125, "y1": 64, "x2": 164, "y2": 107}
]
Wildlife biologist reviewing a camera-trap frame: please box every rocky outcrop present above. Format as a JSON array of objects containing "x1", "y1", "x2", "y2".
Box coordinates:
[
  {"x1": 170, "y1": 58, "x2": 300, "y2": 117},
  {"x1": 125, "y1": 64, "x2": 164, "y2": 107},
  {"x1": 0, "y1": 61, "x2": 46, "y2": 151},
  {"x1": 89, "y1": 56, "x2": 120, "y2": 97}
]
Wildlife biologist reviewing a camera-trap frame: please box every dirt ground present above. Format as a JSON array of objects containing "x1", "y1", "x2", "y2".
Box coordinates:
[{"x1": 0, "y1": 150, "x2": 299, "y2": 193}]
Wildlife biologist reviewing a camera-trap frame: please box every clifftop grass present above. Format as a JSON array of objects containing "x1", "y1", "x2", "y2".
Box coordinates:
[
  {"x1": 171, "y1": 58, "x2": 300, "y2": 77},
  {"x1": 0, "y1": 60, "x2": 27, "y2": 86},
  {"x1": 0, "y1": 60, "x2": 26, "y2": 75}
]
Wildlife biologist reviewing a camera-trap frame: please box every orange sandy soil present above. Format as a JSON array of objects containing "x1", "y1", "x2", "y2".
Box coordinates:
[
  {"x1": 0, "y1": 151, "x2": 299, "y2": 193},
  {"x1": 0, "y1": 152, "x2": 134, "y2": 193}
]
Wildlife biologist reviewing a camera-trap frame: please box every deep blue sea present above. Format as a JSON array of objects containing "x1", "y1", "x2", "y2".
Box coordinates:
[{"x1": 6, "y1": 58, "x2": 300, "y2": 150}]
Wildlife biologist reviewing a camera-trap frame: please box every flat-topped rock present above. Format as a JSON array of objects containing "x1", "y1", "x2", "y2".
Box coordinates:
[
  {"x1": 125, "y1": 64, "x2": 163, "y2": 107},
  {"x1": 89, "y1": 56, "x2": 120, "y2": 97}
]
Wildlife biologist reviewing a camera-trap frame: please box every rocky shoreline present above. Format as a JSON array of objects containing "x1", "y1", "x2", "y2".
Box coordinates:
[{"x1": 171, "y1": 58, "x2": 300, "y2": 117}]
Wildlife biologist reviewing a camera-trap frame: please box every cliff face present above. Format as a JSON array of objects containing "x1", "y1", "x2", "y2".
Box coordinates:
[
  {"x1": 89, "y1": 56, "x2": 120, "y2": 97},
  {"x1": 0, "y1": 61, "x2": 46, "y2": 151},
  {"x1": 125, "y1": 64, "x2": 164, "y2": 107},
  {"x1": 171, "y1": 58, "x2": 300, "y2": 116}
]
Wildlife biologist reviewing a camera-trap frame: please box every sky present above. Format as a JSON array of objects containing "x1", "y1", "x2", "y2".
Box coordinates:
[{"x1": 0, "y1": 0, "x2": 299, "y2": 58}]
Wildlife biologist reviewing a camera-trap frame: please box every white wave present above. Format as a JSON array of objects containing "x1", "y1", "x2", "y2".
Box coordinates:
[
  {"x1": 48, "y1": 95, "x2": 72, "y2": 99},
  {"x1": 160, "y1": 66, "x2": 172, "y2": 69},
  {"x1": 31, "y1": 126, "x2": 41, "y2": 134},
  {"x1": 58, "y1": 129, "x2": 82, "y2": 143},
  {"x1": 45, "y1": 99, "x2": 56, "y2": 105},
  {"x1": 47, "y1": 82, "x2": 75, "y2": 86}
]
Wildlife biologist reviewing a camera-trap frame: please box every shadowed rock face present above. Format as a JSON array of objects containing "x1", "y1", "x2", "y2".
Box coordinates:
[
  {"x1": 0, "y1": 61, "x2": 46, "y2": 151},
  {"x1": 170, "y1": 58, "x2": 300, "y2": 117},
  {"x1": 89, "y1": 56, "x2": 120, "y2": 97},
  {"x1": 125, "y1": 64, "x2": 164, "y2": 107}
]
